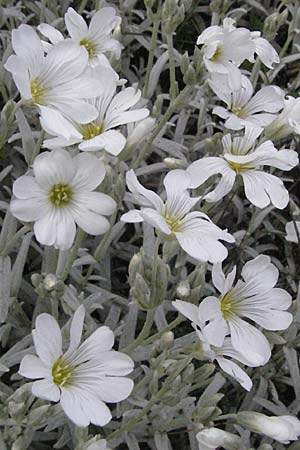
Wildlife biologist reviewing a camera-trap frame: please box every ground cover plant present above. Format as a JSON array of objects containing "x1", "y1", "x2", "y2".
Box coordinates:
[{"x1": 0, "y1": 0, "x2": 300, "y2": 449}]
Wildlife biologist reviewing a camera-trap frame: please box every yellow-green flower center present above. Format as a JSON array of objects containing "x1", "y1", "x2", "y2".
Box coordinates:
[
  {"x1": 164, "y1": 213, "x2": 183, "y2": 232},
  {"x1": 30, "y1": 79, "x2": 46, "y2": 104},
  {"x1": 209, "y1": 44, "x2": 223, "y2": 62},
  {"x1": 79, "y1": 38, "x2": 97, "y2": 59},
  {"x1": 231, "y1": 104, "x2": 248, "y2": 118},
  {"x1": 49, "y1": 183, "x2": 73, "y2": 207},
  {"x1": 52, "y1": 357, "x2": 73, "y2": 386},
  {"x1": 220, "y1": 290, "x2": 238, "y2": 319},
  {"x1": 227, "y1": 161, "x2": 253, "y2": 173},
  {"x1": 80, "y1": 121, "x2": 104, "y2": 140}
]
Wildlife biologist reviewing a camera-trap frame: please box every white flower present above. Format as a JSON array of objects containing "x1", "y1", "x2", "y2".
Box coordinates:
[
  {"x1": 236, "y1": 412, "x2": 300, "y2": 444},
  {"x1": 172, "y1": 300, "x2": 255, "y2": 390},
  {"x1": 19, "y1": 305, "x2": 134, "y2": 427},
  {"x1": 265, "y1": 96, "x2": 300, "y2": 140},
  {"x1": 39, "y1": 6, "x2": 122, "y2": 63},
  {"x1": 209, "y1": 73, "x2": 284, "y2": 130},
  {"x1": 285, "y1": 220, "x2": 300, "y2": 243},
  {"x1": 196, "y1": 427, "x2": 242, "y2": 450},
  {"x1": 187, "y1": 127, "x2": 298, "y2": 209},
  {"x1": 4, "y1": 24, "x2": 103, "y2": 124},
  {"x1": 38, "y1": 6, "x2": 122, "y2": 65},
  {"x1": 86, "y1": 440, "x2": 111, "y2": 450},
  {"x1": 197, "y1": 18, "x2": 255, "y2": 87},
  {"x1": 41, "y1": 66, "x2": 149, "y2": 156},
  {"x1": 189, "y1": 254, "x2": 292, "y2": 366},
  {"x1": 10, "y1": 149, "x2": 116, "y2": 250},
  {"x1": 121, "y1": 169, "x2": 234, "y2": 263},
  {"x1": 197, "y1": 18, "x2": 279, "y2": 87}
]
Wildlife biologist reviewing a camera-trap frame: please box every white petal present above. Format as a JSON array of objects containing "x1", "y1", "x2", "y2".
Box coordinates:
[
  {"x1": 92, "y1": 376, "x2": 134, "y2": 403},
  {"x1": 33, "y1": 313, "x2": 62, "y2": 366},
  {"x1": 72, "y1": 153, "x2": 106, "y2": 191},
  {"x1": 246, "y1": 86, "x2": 284, "y2": 115},
  {"x1": 242, "y1": 171, "x2": 289, "y2": 209},
  {"x1": 19, "y1": 355, "x2": 50, "y2": 379},
  {"x1": 216, "y1": 357, "x2": 252, "y2": 391},
  {"x1": 229, "y1": 317, "x2": 271, "y2": 366},
  {"x1": 163, "y1": 169, "x2": 192, "y2": 196},
  {"x1": 203, "y1": 317, "x2": 228, "y2": 347},
  {"x1": 12, "y1": 24, "x2": 44, "y2": 75},
  {"x1": 65, "y1": 7, "x2": 88, "y2": 40},
  {"x1": 74, "y1": 192, "x2": 116, "y2": 216},
  {"x1": 176, "y1": 231, "x2": 229, "y2": 263},
  {"x1": 79, "y1": 130, "x2": 126, "y2": 155},
  {"x1": 72, "y1": 207, "x2": 110, "y2": 235},
  {"x1": 245, "y1": 309, "x2": 292, "y2": 331},
  {"x1": 121, "y1": 210, "x2": 144, "y2": 223},
  {"x1": 4, "y1": 55, "x2": 31, "y2": 98},
  {"x1": 34, "y1": 149, "x2": 75, "y2": 189},
  {"x1": 68, "y1": 305, "x2": 85, "y2": 354},
  {"x1": 198, "y1": 296, "x2": 222, "y2": 322},
  {"x1": 13, "y1": 175, "x2": 44, "y2": 199},
  {"x1": 95, "y1": 351, "x2": 134, "y2": 376},
  {"x1": 254, "y1": 37, "x2": 279, "y2": 69},
  {"x1": 32, "y1": 379, "x2": 60, "y2": 402},
  {"x1": 126, "y1": 170, "x2": 162, "y2": 210},
  {"x1": 49, "y1": 99, "x2": 98, "y2": 124},
  {"x1": 187, "y1": 157, "x2": 229, "y2": 189},
  {"x1": 172, "y1": 300, "x2": 201, "y2": 327},
  {"x1": 106, "y1": 109, "x2": 149, "y2": 129},
  {"x1": 34, "y1": 209, "x2": 76, "y2": 250},
  {"x1": 140, "y1": 208, "x2": 171, "y2": 234},
  {"x1": 60, "y1": 387, "x2": 90, "y2": 427},
  {"x1": 39, "y1": 106, "x2": 82, "y2": 140},
  {"x1": 38, "y1": 23, "x2": 64, "y2": 45},
  {"x1": 10, "y1": 197, "x2": 49, "y2": 222},
  {"x1": 76, "y1": 326, "x2": 115, "y2": 362},
  {"x1": 241, "y1": 254, "x2": 278, "y2": 291}
]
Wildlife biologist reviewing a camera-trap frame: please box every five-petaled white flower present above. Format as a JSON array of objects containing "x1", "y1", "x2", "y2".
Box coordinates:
[
  {"x1": 209, "y1": 73, "x2": 284, "y2": 130},
  {"x1": 40, "y1": 66, "x2": 149, "y2": 156},
  {"x1": 39, "y1": 7, "x2": 122, "y2": 64},
  {"x1": 19, "y1": 306, "x2": 134, "y2": 427},
  {"x1": 196, "y1": 427, "x2": 242, "y2": 450},
  {"x1": 121, "y1": 169, "x2": 234, "y2": 263},
  {"x1": 236, "y1": 412, "x2": 300, "y2": 444},
  {"x1": 10, "y1": 149, "x2": 116, "y2": 250},
  {"x1": 285, "y1": 220, "x2": 300, "y2": 243},
  {"x1": 4, "y1": 24, "x2": 103, "y2": 124},
  {"x1": 172, "y1": 300, "x2": 255, "y2": 391},
  {"x1": 188, "y1": 254, "x2": 292, "y2": 366},
  {"x1": 265, "y1": 95, "x2": 300, "y2": 140},
  {"x1": 197, "y1": 18, "x2": 279, "y2": 88},
  {"x1": 187, "y1": 127, "x2": 298, "y2": 209}
]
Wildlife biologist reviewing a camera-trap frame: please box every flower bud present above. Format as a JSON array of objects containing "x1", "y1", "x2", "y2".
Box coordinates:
[
  {"x1": 159, "y1": 331, "x2": 175, "y2": 350},
  {"x1": 43, "y1": 273, "x2": 58, "y2": 291},
  {"x1": 126, "y1": 117, "x2": 156, "y2": 147},
  {"x1": 176, "y1": 279, "x2": 190, "y2": 298},
  {"x1": 236, "y1": 412, "x2": 300, "y2": 444},
  {"x1": 31, "y1": 273, "x2": 42, "y2": 288},
  {"x1": 164, "y1": 157, "x2": 186, "y2": 169},
  {"x1": 196, "y1": 427, "x2": 242, "y2": 450},
  {"x1": 183, "y1": 64, "x2": 197, "y2": 86}
]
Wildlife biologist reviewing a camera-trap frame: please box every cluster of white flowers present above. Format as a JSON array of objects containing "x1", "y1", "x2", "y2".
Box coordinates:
[{"x1": 3, "y1": 4, "x2": 300, "y2": 449}]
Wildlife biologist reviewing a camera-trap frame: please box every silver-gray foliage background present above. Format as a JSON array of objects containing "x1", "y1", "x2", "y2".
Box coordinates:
[{"x1": 0, "y1": 0, "x2": 300, "y2": 449}]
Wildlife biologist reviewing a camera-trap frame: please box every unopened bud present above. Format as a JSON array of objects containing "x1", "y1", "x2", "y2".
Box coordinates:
[
  {"x1": 176, "y1": 279, "x2": 190, "y2": 297},
  {"x1": 43, "y1": 273, "x2": 58, "y2": 291},
  {"x1": 31, "y1": 273, "x2": 42, "y2": 288},
  {"x1": 159, "y1": 331, "x2": 174, "y2": 350},
  {"x1": 183, "y1": 65, "x2": 196, "y2": 85},
  {"x1": 164, "y1": 157, "x2": 186, "y2": 169}
]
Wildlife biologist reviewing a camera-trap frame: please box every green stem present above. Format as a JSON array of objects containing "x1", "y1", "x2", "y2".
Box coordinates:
[
  {"x1": 149, "y1": 236, "x2": 161, "y2": 307},
  {"x1": 123, "y1": 309, "x2": 155, "y2": 354},
  {"x1": 131, "y1": 85, "x2": 191, "y2": 169},
  {"x1": 250, "y1": 59, "x2": 261, "y2": 89},
  {"x1": 143, "y1": 2, "x2": 162, "y2": 99},
  {"x1": 84, "y1": 210, "x2": 117, "y2": 281},
  {"x1": 106, "y1": 355, "x2": 192, "y2": 442},
  {"x1": 29, "y1": 129, "x2": 45, "y2": 166},
  {"x1": 166, "y1": 32, "x2": 177, "y2": 100},
  {"x1": 279, "y1": 1, "x2": 299, "y2": 58},
  {"x1": 59, "y1": 228, "x2": 85, "y2": 281},
  {"x1": 78, "y1": 0, "x2": 88, "y2": 13}
]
